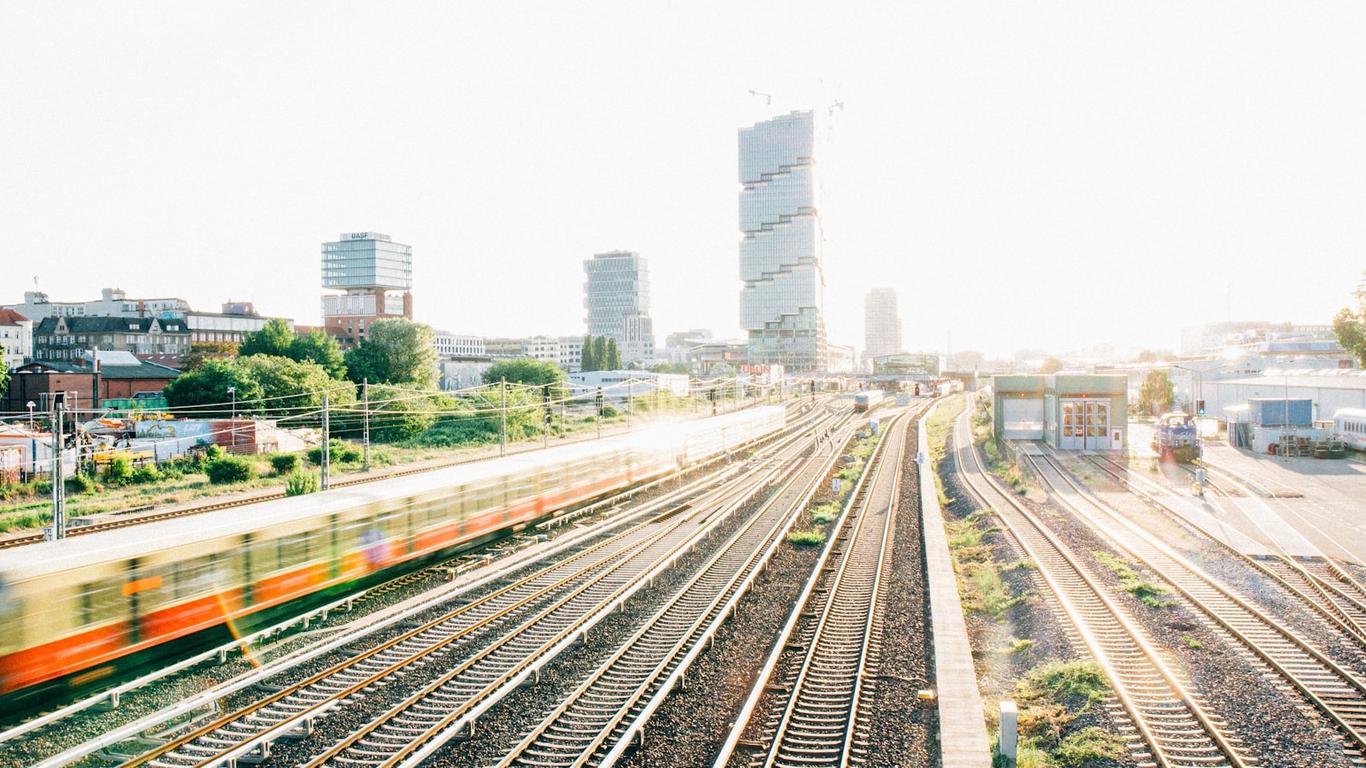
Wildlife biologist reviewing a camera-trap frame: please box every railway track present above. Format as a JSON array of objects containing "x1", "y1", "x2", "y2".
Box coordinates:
[
  {"x1": 951, "y1": 401, "x2": 1247, "y2": 768},
  {"x1": 1083, "y1": 454, "x2": 1366, "y2": 651},
  {"x1": 109, "y1": 409, "x2": 850, "y2": 768},
  {"x1": 736, "y1": 411, "x2": 908, "y2": 768},
  {"x1": 1027, "y1": 449, "x2": 1366, "y2": 762},
  {"x1": 0, "y1": 402, "x2": 812, "y2": 549},
  {"x1": 487, "y1": 414, "x2": 887, "y2": 768}
]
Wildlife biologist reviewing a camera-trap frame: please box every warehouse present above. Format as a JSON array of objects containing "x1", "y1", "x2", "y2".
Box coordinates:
[
  {"x1": 1209, "y1": 371, "x2": 1366, "y2": 422},
  {"x1": 993, "y1": 374, "x2": 1127, "y2": 450}
]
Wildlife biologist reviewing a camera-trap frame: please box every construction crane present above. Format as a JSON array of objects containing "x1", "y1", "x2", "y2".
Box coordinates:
[{"x1": 747, "y1": 89, "x2": 772, "y2": 105}]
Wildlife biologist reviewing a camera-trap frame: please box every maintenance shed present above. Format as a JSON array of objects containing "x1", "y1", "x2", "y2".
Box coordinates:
[
  {"x1": 993, "y1": 374, "x2": 1047, "y2": 440},
  {"x1": 1044, "y1": 374, "x2": 1128, "y2": 450}
]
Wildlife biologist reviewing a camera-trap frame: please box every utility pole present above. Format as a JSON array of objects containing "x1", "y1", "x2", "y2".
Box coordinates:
[
  {"x1": 50, "y1": 400, "x2": 66, "y2": 541},
  {"x1": 320, "y1": 393, "x2": 331, "y2": 490},
  {"x1": 627, "y1": 378, "x2": 633, "y2": 431},
  {"x1": 595, "y1": 387, "x2": 603, "y2": 439},
  {"x1": 559, "y1": 386, "x2": 566, "y2": 439},
  {"x1": 228, "y1": 385, "x2": 237, "y2": 454},
  {"x1": 499, "y1": 378, "x2": 507, "y2": 457},
  {"x1": 542, "y1": 384, "x2": 551, "y2": 449},
  {"x1": 362, "y1": 379, "x2": 371, "y2": 471}
]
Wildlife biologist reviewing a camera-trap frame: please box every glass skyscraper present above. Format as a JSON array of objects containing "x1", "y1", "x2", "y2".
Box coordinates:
[
  {"x1": 320, "y1": 232, "x2": 413, "y2": 347},
  {"x1": 738, "y1": 111, "x2": 827, "y2": 372},
  {"x1": 583, "y1": 250, "x2": 654, "y2": 365},
  {"x1": 864, "y1": 287, "x2": 903, "y2": 362}
]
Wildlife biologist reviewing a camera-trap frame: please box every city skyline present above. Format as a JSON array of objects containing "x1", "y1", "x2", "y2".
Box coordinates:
[{"x1": 3, "y1": 3, "x2": 1363, "y2": 359}]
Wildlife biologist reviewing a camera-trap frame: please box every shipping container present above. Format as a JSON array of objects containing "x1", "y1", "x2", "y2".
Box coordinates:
[{"x1": 1247, "y1": 398, "x2": 1313, "y2": 427}]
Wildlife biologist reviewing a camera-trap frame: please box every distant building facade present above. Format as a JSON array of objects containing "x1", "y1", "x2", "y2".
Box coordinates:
[
  {"x1": 583, "y1": 251, "x2": 655, "y2": 365},
  {"x1": 3, "y1": 289, "x2": 287, "y2": 349},
  {"x1": 738, "y1": 111, "x2": 826, "y2": 372},
  {"x1": 0, "y1": 309, "x2": 33, "y2": 369},
  {"x1": 863, "y1": 288, "x2": 902, "y2": 361},
  {"x1": 33, "y1": 316, "x2": 190, "y2": 361},
  {"x1": 433, "y1": 332, "x2": 485, "y2": 357},
  {"x1": 321, "y1": 232, "x2": 413, "y2": 348},
  {"x1": 664, "y1": 329, "x2": 713, "y2": 365}
]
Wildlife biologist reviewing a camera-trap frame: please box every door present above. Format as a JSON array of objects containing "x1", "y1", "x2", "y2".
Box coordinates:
[
  {"x1": 1084, "y1": 401, "x2": 1109, "y2": 451},
  {"x1": 1001, "y1": 397, "x2": 1044, "y2": 439},
  {"x1": 1060, "y1": 400, "x2": 1082, "y2": 449}
]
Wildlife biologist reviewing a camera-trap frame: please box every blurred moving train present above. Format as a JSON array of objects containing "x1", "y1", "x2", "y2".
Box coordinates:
[{"x1": 0, "y1": 407, "x2": 785, "y2": 713}]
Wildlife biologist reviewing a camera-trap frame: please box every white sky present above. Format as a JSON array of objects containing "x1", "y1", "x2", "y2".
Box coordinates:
[{"x1": 3, "y1": 2, "x2": 1363, "y2": 359}]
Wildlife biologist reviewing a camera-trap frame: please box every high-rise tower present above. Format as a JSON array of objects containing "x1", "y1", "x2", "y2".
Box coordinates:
[
  {"x1": 321, "y1": 232, "x2": 412, "y2": 348},
  {"x1": 738, "y1": 111, "x2": 826, "y2": 372},
  {"x1": 583, "y1": 250, "x2": 654, "y2": 365},
  {"x1": 864, "y1": 287, "x2": 903, "y2": 361}
]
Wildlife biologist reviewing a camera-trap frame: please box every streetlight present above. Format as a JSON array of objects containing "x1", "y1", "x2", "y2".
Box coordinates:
[
  {"x1": 227, "y1": 385, "x2": 237, "y2": 454},
  {"x1": 26, "y1": 401, "x2": 35, "y2": 431}
]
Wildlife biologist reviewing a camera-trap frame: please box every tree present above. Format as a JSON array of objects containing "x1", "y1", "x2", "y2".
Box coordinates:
[
  {"x1": 483, "y1": 358, "x2": 567, "y2": 388},
  {"x1": 289, "y1": 330, "x2": 346, "y2": 379},
  {"x1": 238, "y1": 318, "x2": 295, "y2": 358},
  {"x1": 1333, "y1": 274, "x2": 1366, "y2": 367},
  {"x1": 1138, "y1": 369, "x2": 1174, "y2": 416},
  {"x1": 605, "y1": 338, "x2": 621, "y2": 370},
  {"x1": 163, "y1": 358, "x2": 265, "y2": 416},
  {"x1": 592, "y1": 336, "x2": 608, "y2": 372},
  {"x1": 581, "y1": 335, "x2": 596, "y2": 372},
  {"x1": 1039, "y1": 356, "x2": 1064, "y2": 374},
  {"x1": 163, "y1": 356, "x2": 353, "y2": 417},
  {"x1": 649, "y1": 362, "x2": 689, "y2": 375},
  {"x1": 0, "y1": 357, "x2": 8, "y2": 398},
  {"x1": 344, "y1": 318, "x2": 437, "y2": 387},
  {"x1": 184, "y1": 341, "x2": 239, "y2": 370}
]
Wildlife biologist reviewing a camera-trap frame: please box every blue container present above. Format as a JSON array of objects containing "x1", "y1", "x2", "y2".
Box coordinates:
[{"x1": 1247, "y1": 398, "x2": 1312, "y2": 427}]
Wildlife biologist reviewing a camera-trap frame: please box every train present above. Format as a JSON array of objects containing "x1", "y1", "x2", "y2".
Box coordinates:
[
  {"x1": 1331, "y1": 408, "x2": 1366, "y2": 452},
  {"x1": 853, "y1": 390, "x2": 885, "y2": 412},
  {"x1": 0, "y1": 407, "x2": 785, "y2": 714},
  {"x1": 1152, "y1": 412, "x2": 1200, "y2": 463}
]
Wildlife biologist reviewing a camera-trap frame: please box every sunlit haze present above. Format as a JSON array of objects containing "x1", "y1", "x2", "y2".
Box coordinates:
[{"x1": 3, "y1": 2, "x2": 1363, "y2": 357}]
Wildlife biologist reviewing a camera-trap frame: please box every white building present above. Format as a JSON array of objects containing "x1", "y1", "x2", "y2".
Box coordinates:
[
  {"x1": 433, "y1": 332, "x2": 486, "y2": 358},
  {"x1": 583, "y1": 251, "x2": 655, "y2": 365},
  {"x1": 0, "y1": 309, "x2": 33, "y2": 368},
  {"x1": 863, "y1": 288, "x2": 902, "y2": 361},
  {"x1": 556, "y1": 336, "x2": 584, "y2": 373},
  {"x1": 568, "y1": 370, "x2": 690, "y2": 399},
  {"x1": 438, "y1": 356, "x2": 494, "y2": 391},
  {"x1": 738, "y1": 111, "x2": 826, "y2": 372},
  {"x1": 4, "y1": 290, "x2": 287, "y2": 346},
  {"x1": 1208, "y1": 370, "x2": 1366, "y2": 422}
]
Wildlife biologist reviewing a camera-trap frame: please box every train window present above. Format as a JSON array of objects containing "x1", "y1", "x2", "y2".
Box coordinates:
[
  {"x1": 81, "y1": 581, "x2": 126, "y2": 625},
  {"x1": 176, "y1": 555, "x2": 226, "y2": 599},
  {"x1": 252, "y1": 538, "x2": 280, "y2": 575},
  {"x1": 277, "y1": 532, "x2": 313, "y2": 569}
]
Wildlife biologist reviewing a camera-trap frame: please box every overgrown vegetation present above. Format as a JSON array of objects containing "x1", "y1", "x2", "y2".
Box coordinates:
[
  {"x1": 787, "y1": 529, "x2": 826, "y2": 547},
  {"x1": 992, "y1": 661, "x2": 1127, "y2": 768},
  {"x1": 947, "y1": 511, "x2": 1024, "y2": 621},
  {"x1": 285, "y1": 470, "x2": 318, "y2": 496},
  {"x1": 205, "y1": 456, "x2": 255, "y2": 485},
  {"x1": 1092, "y1": 550, "x2": 1172, "y2": 608}
]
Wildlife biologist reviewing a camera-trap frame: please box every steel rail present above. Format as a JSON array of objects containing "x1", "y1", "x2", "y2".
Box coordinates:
[
  {"x1": 302, "y1": 419, "x2": 851, "y2": 768},
  {"x1": 1083, "y1": 454, "x2": 1366, "y2": 650},
  {"x1": 487, "y1": 420, "x2": 870, "y2": 768},
  {"x1": 1029, "y1": 449, "x2": 1366, "y2": 759},
  {"x1": 955, "y1": 404, "x2": 1246, "y2": 768},
  {"x1": 756, "y1": 412, "x2": 908, "y2": 768},
  {"x1": 37, "y1": 408, "x2": 832, "y2": 768},
  {"x1": 122, "y1": 410, "x2": 841, "y2": 768}
]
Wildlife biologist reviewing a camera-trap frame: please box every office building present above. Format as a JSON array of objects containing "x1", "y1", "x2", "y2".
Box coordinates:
[
  {"x1": 864, "y1": 288, "x2": 903, "y2": 361},
  {"x1": 583, "y1": 251, "x2": 654, "y2": 364},
  {"x1": 321, "y1": 231, "x2": 413, "y2": 347},
  {"x1": 738, "y1": 111, "x2": 826, "y2": 371},
  {"x1": 433, "y1": 332, "x2": 485, "y2": 358},
  {"x1": 4, "y1": 289, "x2": 287, "y2": 348}
]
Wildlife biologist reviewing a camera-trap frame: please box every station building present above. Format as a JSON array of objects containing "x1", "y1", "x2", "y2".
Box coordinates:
[{"x1": 993, "y1": 374, "x2": 1128, "y2": 450}]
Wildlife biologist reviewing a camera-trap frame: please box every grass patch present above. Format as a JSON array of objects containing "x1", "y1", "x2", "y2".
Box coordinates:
[
  {"x1": 1183, "y1": 635, "x2": 1202, "y2": 650},
  {"x1": 809, "y1": 502, "x2": 840, "y2": 524},
  {"x1": 1093, "y1": 550, "x2": 1172, "y2": 608},
  {"x1": 993, "y1": 661, "x2": 1125, "y2": 767},
  {"x1": 787, "y1": 529, "x2": 826, "y2": 547},
  {"x1": 946, "y1": 512, "x2": 1023, "y2": 621},
  {"x1": 1007, "y1": 636, "x2": 1035, "y2": 655}
]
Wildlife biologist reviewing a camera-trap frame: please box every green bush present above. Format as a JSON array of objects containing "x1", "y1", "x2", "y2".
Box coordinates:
[
  {"x1": 130, "y1": 465, "x2": 161, "y2": 484},
  {"x1": 204, "y1": 444, "x2": 224, "y2": 461},
  {"x1": 205, "y1": 456, "x2": 255, "y2": 484},
  {"x1": 787, "y1": 529, "x2": 827, "y2": 547},
  {"x1": 285, "y1": 470, "x2": 318, "y2": 496},
  {"x1": 307, "y1": 439, "x2": 361, "y2": 464},
  {"x1": 65, "y1": 473, "x2": 97, "y2": 495},
  {"x1": 103, "y1": 456, "x2": 133, "y2": 486},
  {"x1": 270, "y1": 453, "x2": 300, "y2": 475}
]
